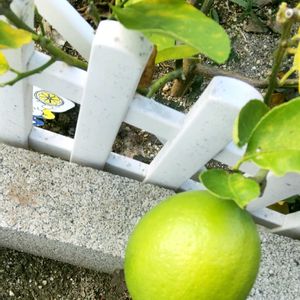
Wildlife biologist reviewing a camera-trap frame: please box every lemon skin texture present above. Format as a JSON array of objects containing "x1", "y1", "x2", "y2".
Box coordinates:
[{"x1": 124, "y1": 190, "x2": 261, "y2": 300}]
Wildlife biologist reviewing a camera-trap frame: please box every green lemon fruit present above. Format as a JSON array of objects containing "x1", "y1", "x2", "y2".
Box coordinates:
[{"x1": 124, "y1": 190, "x2": 261, "y2": 300}]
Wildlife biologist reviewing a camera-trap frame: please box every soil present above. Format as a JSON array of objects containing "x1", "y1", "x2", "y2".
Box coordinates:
[{"x1": 1, "y1": 1, "x2": 300, "y2": 299}]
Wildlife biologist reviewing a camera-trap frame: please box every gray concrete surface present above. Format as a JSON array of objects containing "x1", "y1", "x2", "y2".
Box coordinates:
[
  {"x1": 250, "y1": 227, "x2": 300, "y2": 299},
  {"x1": 0, "y1": 143, "x2": 173, "y2": 273},
  {"x1": 0, "y1": 143, "x2": 300, "y2": 299}
]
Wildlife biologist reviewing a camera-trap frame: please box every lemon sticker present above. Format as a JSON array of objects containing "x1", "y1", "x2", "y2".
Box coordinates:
[{"x1": 34, "y1": 90, "x2": 64, "y2": 107}]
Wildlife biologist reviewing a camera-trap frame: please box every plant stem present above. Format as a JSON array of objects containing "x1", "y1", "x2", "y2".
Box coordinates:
[
  {"x1": 251, "y1": 169, "x2": 269, "y2": 184},
  {"x1": 32, "y1": 35, "x2": 88, "y2": 70},
  {"x1": 201, "y1": 0, "x2": 214, "y2": 14},
  {"x1": 87, "y1": 0, "x2": 101, "y2": 26},
  {"x1": 0, "y1": 57, "x2": 56, "y2": 87},
  {"x1": 195, "y1": 63, "x2": 298, "y2": 88},
  {"x1": 264, "y1": 20, "x2": 293, "y2": 106},
  {"x1": 3, "y1": 8, "x2": 88, "y2": 71},
  {"x1": 147, "y1": 68, "x2": 183, "y2": 98},
  {"x1": 250, "y1": 168, "x2": 269, "y2": 195}
]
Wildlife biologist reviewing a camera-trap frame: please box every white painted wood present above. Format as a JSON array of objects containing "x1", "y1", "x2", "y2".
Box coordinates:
[
  {"x1": 29, "y1": 127, "x2": 148, "y2": 180},
  {"x1": 29, "y1": 127, "x2": 73, "y2": 160},
  {"x1": 272, "y1": 211, "x2": 300, "y2": 239},
  {"x1": 105, "y1": 153, "x2": 148, "y2": 181},
  {"x1": 34, "y1": 0, "x2": 94, "y2": 60},
  {"x1": 27, "y1": 52, "x2": 184, "y2": 138},
  {"x1": 214, "y1": 141, "x2": 259, "y2": 175},
  {"x1": 144, "y1": 76, "x2": 263, "y2": 189},
  {"x1": 179, "y1": 179, "x2": 205, "y2": 192},
  {"x1": 250, "y1": 208, "x2": 285, "y2": 228},
  {"x1": 71, "y1": 21, "x2": 152, "y2": 169},
  {"x1": 125, "y1": 94, "x2": 185, "y2": 141},
  {"x1": 0, "y1": 0, "x2": 34, "y2": 147},
  {"x1": 247, "y1": 173, "x2": 300, "y2": 211},
  {"x1": 28, "y1": 51, "x2": 85, "y2": 103}
]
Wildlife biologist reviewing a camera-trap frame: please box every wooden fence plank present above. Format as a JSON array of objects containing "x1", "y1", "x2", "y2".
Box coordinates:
[
  {"x1": 70, "y1": 21, "x2": 152, "y2": 169},
  {"x1": 144, "y1": 77, "x2": 263, "y2": 189}
]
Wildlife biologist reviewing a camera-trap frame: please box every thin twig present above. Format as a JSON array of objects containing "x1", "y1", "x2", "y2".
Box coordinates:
[
  {"x1": 3, "y1": 8, "x2": 88, "y2": 71},
  {"x1": 147, "y1": 69, "x2": 183, "y2": 98},
  {"x1": 195, "y1": 63, "x2": 298, "y2": 88},
  {"x1": 201, "y1": 0, "x2": 214, "y2": 14},
  {"x1": 0, "y1": 58, "x2": 56, "y2": 87},
  {"x1": 264, "y1": 20, "x2": 293, "y2": 106}
]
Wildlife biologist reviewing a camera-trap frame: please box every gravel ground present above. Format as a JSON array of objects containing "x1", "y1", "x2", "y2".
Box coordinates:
[
  {"x1": 2, "y1": 1, "x2": 300, "y2": 299},
  {"x1": 0, "y1": 248, "x2": 129, "y2": 300}
]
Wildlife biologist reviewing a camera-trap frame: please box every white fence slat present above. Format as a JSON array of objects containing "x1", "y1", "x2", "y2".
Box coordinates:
[
  {"x1": 144, "y1": 76, "x2": 263, "y2": 189},
  {"x1": 0, "y1": 0, "x2": 34, "y2": 147},
  {"x1": 28, "y1": 51, "x2": 85, "y2": 103},
  {"x1": 29, "y1": 127, "x2": 73, "y2": 160},
  {"x1": 29, "y1": 127, "x2": 148, "y2": 180},
  {"x1": 70, "y1": 20, "x2": 152, "y2": 169},
  {"x1": 34, "y1": 0, "x2": 94, "y2": 60},
  {"x1": 247, "y1": 173, "x2": 300, "y2": 211},
  {"x1": 250, "y1": 208, "x2": 285, "y2": 228},
  {"x1": 27, "y1": 51, "x2": 182, "y2": 139},
  {"x1": 105, "y1": 153, "x2": 148, "y2": 181},
  {"x1": 272, "y1": 211, "x2": 300, "y2": 238},
  {"x1": 125, "y1": 94, "x2": 185, "y2": 141},
  {"x1": 179, "y1": 179, "x2": 205, "y2": 192},
  {"x1": 214, "y1": 141, "x2": 259, "y2": 175}
]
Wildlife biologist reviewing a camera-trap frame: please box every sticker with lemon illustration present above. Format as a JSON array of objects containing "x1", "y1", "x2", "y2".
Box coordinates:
[{"x1": 32, "y1": 86, "x2": 75, "y2": 126}]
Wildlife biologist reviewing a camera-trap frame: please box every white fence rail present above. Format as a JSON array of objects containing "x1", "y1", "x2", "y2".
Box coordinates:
[{"x1": 1, "y1": 0, "x2": 300, "y2": 238}]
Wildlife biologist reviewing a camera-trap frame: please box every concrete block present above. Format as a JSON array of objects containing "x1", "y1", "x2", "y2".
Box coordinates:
[
  {"x1": 0, "y1": 143, "x2": 173, "y2": 273},
  {"x1": 0, "y1": 143, "x2": 300, "y2": 299}
]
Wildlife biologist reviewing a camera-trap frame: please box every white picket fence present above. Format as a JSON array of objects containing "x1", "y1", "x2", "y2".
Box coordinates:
[{"x1": 1, "y1": 0, "x2": 300, "y2": 238}]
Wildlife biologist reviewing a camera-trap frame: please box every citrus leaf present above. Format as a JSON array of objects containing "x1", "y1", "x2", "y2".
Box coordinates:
[
  {"x1": 0, "y1": 20, "x2": 32, "y2": 49},
  {"x1": 156, "y1": 45, "x2": 199, "y2": 63},
  {"x1": 143, "y1": 33, "x2": 175, "y2": 51},
  {"x1": 243, "y1": 98, "x2": 300, "y2": 176},
  {"x1": 233, "y1": 99, "x2": 269, "y2": 147},
  {"x1": 200, "y1": 169, "x2": 260, "y2": 208},
  {"x1": 112, "y1": 0, "x2": 230, "y2": 64},
  {"x1": 0, "y1": 51, "x2": 9, "y2": 75}
]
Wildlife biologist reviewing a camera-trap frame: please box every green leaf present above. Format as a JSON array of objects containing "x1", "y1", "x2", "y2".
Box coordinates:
[
  {"x1": 233, "y1": 99, "x2": 269, "y2": 147},
  {"x1": 0, "y1": 51, "x2": 9, "y2": 75},
  {"x1": 156, "y1": 45, "x2": 199, "y2": 64},
  {"x1": 143, "y1": 33, "x2": 175, "y2": 51},
  {"x1": 243, "y1": 98, "x2": 300, "y2": 176},
  {"x1": 0, "y1": 20, "x2": 32, "y2": 49},
  {"x1": 112, "y1": 0, "x2": 230, "y2": 64},
  {"x1": 200, "y1": 169, "x2": 260, "y2": 208}
]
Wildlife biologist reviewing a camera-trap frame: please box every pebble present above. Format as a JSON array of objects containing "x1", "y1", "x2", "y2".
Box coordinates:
[{"x1": 9, "y1": 291, "x2": 14, "y2": 297}]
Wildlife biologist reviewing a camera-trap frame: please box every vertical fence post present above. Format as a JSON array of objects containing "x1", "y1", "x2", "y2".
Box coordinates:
[
  {"x1": 0, "y1": 0, "x2": 34, "y2": 148},
  {"x1": 71, "y1": 20, "x2": 152, "y2": 169},
  {"x1": 144, "y1": 77, "x2": 263, "y2": 189}
]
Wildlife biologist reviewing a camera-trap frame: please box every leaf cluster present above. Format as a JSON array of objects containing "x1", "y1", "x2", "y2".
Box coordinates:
[{"x1": 200, "y1": 98, "x2": 300, "y2": 208}]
